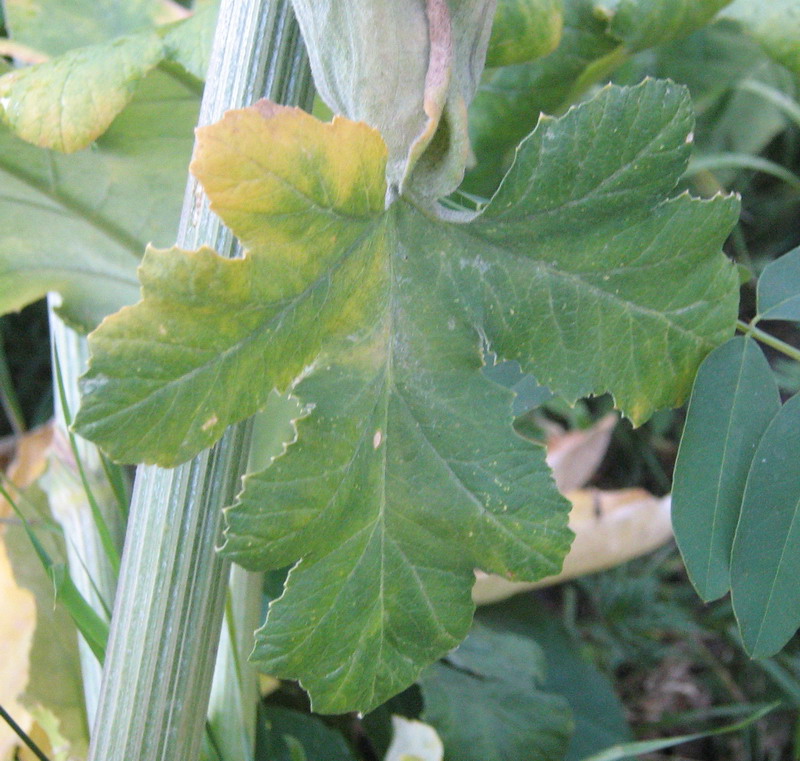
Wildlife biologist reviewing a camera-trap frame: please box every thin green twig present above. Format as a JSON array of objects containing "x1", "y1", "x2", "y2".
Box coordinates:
[{"x1": 736, "y1": 319, "x2": 800, "y2": 363}]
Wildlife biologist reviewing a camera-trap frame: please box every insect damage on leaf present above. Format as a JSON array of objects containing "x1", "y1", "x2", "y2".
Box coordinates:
[{"x1": 74, "y1": 79, "x2": 740, "y2": 712}]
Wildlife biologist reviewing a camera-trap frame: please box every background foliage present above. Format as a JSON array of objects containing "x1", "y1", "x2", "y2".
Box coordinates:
[{"x1": 1, "y1": 0, "x2": 800, "y2": 759}]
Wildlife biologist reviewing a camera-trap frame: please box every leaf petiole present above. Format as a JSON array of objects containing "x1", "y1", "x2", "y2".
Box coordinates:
[{"x1": 736, "y1": 319, "x2": 800, "y2": 363}]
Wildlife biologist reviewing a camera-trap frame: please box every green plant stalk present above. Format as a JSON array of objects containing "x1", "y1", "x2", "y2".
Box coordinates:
[
  {"x1": 207, "y1": 566, "x2": 264, "y2": 761},
  {"x1": 206, "y1": 392, "x2": 306, "y2": 759},
  {"x1": 46, "y1": 306, "x2": 125, "y2": 729},
  {"x1": 85, "y1": 3, "x2": 312, "y2": 760},
  {"x1": 737, "y1": 319, "x2": 800, "y2": 363}
]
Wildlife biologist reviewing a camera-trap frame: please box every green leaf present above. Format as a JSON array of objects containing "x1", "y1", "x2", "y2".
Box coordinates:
[
  {"x1": 672, "y1": 337, "x2": 781, "y2": 601},
  {"x1": 0, "y1": 5, "x2": 211, "y2": 154},
  {"x1": 486, "y1": 0, "x2": 564, "y2": 68},
  {"x1": 600, "y1": 0, "x2": 732, "y2": 53},
  {"x1": 465, "y1": 0, "x2": 621, "y2": 195},
  {"x1": 645, "y1": 20, "x2": 792, "y2": 165},
  {"x1": 2, "y1": 0, "x2": 162, "y2": 55},
  {"x1": 721, "y1": 0, "x2": 800, "y2": 77},
  {"x1": 255, "y1": 706, "x2": 356, "y2": 761},
  {"x1": 731, "y1": 392, "x2": 800, "y2": 657},
  {"x1": 648, "y1": 20, "x2": 766, "y2": 104},
  {"x1": 418, "y1": 624, "x2": 573, "y2": 761},
  {"x1": 757, "y1": 245, "x2": 800, "y2": 322},
  {"x1": 75, "y1": 80, "x2": 739, "y2": 711},
  {"x1": 476, "y1": 595, "x2": 631, "y2": 760},
  {"x1": 578, "y1": 702, "x2": 778, "y2": 761},
  {"x1": 0, "y1": 32, "x2": 165, "y2": 153},
  {"x1": 466, "y1": 0, "x2": 734, "y2": 195},
  {"x1": 162, "y1": 1, "x2": 219, "y2": 80},
  {"x1": 5, "y1": 519, "x2": 90, "y2": 759},
  {"x1": 482, "y1": 361, "x2": 553, "y2": 416},
  {"x1": 0, "y1": 70, "x2": 199, "y2": 330}
]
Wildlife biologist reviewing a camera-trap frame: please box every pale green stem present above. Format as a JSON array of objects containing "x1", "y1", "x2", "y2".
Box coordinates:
[
  {"x1": 206, "y1": 392, "x2": 306, "y2": 759},
  {"x1": 737, "y1": 319, "x2": 800, "y2": 363},
  {"x1": 85, "y1": 3, "x2": 312, "y2": 761},
  {"x1": 207, "y1": 566, "x2": 263, "y2": 760},
  {"x1": 46, "y1": 303, "x2": 124, "y2": 730}
]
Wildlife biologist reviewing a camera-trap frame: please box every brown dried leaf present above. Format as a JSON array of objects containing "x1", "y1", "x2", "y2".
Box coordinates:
[
  {"x1": 546, "y1": 412, "x2": 617, "y2": 493},
  {"x1": 0, "y1": 424, "x2": 54, "y2": 520},
  {"x1": 0, "y1": 537, "x2": 36, "y2": 760}
]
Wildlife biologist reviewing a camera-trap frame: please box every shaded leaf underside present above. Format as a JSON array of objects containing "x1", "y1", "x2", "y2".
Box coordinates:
[
  {"x1": 0, "y1": 71, "x2": 199, "y2": 330},
  {"x1": 75, "y1": 79, "x2": 739, "y2": 711}
]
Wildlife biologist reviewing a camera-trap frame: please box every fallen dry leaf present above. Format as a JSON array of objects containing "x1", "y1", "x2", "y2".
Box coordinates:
[
  {"x1": 0, "y1": 426, "x2": 52, "y2": 760},
  {"x1": 473, "y1": 488, "x2": 673, "y2": 604},
  {"x1": 0, "y1": 531, "x2": 36, "y2": 760},
  {"x1": 0, "y1": 422, "x2": 82, "y2": 761},
  {"x1": 0, "y1": 424, "x2": 54, "y2": 520},
  {"x1": 546, "y1": 412, "x2": 617, "y2": 493}
]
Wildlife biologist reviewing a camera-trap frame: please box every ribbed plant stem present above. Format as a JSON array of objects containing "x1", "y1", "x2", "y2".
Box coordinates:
[{"x1": 86, "y1": 4, "x2": 312, "y2": 761}]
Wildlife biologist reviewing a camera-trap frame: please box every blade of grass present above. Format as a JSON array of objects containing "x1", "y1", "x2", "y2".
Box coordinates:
[
  {"x1": 579, "y1": 702, "x2": 779, "y2": 761},
  {"x1": 756, "y1": 658, "x2": 800, "y2": 707},
  {"x1": 687, "y1": 154, "x2": 800, "y2": 191},
  {"x1": 98, "y1": 451, "x2": 130, "y2": 521},
  {"x1": 52, "y1": 349, "x2": 120, "y2": 576},
  {"x1": 738, "y1": 80, "x2": 800, "y2": 132},
  {"x1": 47, "y1": 305, "x2": 124, "y2": 730},
  {"x1": 0, "y1": 480, "x2": 108, "y2": 661}
]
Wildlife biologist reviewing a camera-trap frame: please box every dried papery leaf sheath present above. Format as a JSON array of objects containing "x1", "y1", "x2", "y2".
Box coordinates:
[{"x1": 76, "y1": 78, "x2": 739, "y2": 712}]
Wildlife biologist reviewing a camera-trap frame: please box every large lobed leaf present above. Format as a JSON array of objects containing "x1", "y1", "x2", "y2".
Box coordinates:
[
  {"x1": 75, "y1": 79, "x2": 739, "y2": 711},
  {"x1": 0, "y1": 71, "x2": 200, "y2": 330},
  {"x1": 0, "y1": 2, "x2": 217, "y2": 153},
  {"x1": 419, "y1": 624, "x2": 573, "y2": 761},
  {"x1": 466, "y1": 0, "x2": 732, "y2": 194},
  {"x1": 2, "y1": 0, "x2": 162, "y2": 56}
]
